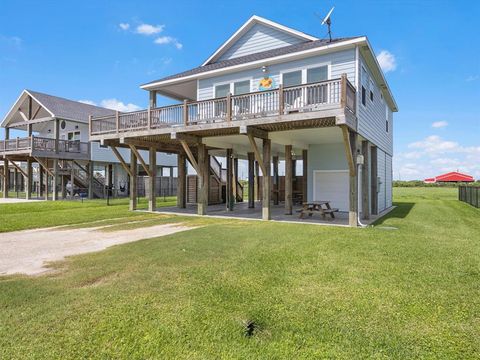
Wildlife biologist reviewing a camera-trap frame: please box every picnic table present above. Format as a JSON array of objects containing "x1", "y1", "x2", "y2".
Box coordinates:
[{"x1": 298, "y1": 201, "x2": 339, "y2": 219}]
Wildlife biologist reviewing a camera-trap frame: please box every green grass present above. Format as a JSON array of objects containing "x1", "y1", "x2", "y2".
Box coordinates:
[
  {"x1": 1, "y1": 188, "x2": 479, "y2": 358},
  {"x1": 0, "y1": 196, "x2": 176, "y2": 233}
]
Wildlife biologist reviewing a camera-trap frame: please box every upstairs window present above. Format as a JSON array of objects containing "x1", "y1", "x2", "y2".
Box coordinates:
[
  {"x1": 233, "y1": 80, "x2": 250, "y2": 95},
  {"x1": 307, "y1": 66, "x2": 328, "y2": 83},
  {"x1": 361, "y1": 86, "x2": 366, "y2": 106},
  {"x1": 282, "y1": 70, "x2": 302, "y2": 87},
  {"x1": 68, "y1": 131, "x2": 80, "y2": 141},
  {"x1": 215, "y1": 84, "x2": 230, "y2": 98}
]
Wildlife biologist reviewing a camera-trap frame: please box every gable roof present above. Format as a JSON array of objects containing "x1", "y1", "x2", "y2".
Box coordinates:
[
  {"x1": 202, "y1": 15, "x2": 318, "y2": 66},
  {"x1": 424, "y1": 171, "x2": 475, "y2": 183},
  {"x1": 26, "y1": 90, "x2": 115, "y2": 122},
  {"x1": 141, "y1": 17, "x2": 398, "y2": 112},
  {"x1": 1, "y1": 90, "x2": 115, "y2": 127}
]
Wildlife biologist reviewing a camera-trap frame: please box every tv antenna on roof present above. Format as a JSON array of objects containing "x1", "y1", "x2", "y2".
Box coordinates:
[{"x1": 319, "y1": 7, "x2": 335, "y2": 42}]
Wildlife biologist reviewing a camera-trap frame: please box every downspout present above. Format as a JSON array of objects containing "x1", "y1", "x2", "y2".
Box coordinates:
[{"x1": 357, "y1": 161, "x2": 368, "y2": 228}]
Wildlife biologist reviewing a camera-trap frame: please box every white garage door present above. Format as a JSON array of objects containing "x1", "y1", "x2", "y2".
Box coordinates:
[{"x1": 313, "y1": 170, "x2": 349, "y2": 212}]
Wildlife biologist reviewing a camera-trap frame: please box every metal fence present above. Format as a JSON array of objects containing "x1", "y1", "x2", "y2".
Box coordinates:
[{"x1": 459, "y1": 186, "x2": 479, "y2": 208}]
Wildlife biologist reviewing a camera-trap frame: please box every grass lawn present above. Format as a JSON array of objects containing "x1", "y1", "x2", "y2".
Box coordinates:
[
  {"x1": 0, "y1": 196, "x2": 176, "y2": 233},
  {"x1": 0, "y1": 188, "x2": 479, "y2": 358}
]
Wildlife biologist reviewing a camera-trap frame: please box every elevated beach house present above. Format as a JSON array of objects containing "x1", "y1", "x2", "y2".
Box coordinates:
[
  {"x1": 1, "y1": 90, "x2": 177, "y2": 200},
  {"x1": 89, "y1": 16, "x2": 397, "y2": 226}
]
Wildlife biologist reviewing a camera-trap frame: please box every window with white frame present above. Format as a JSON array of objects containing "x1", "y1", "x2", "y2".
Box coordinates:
[
  {"x1": 307, "y1": 66, "x2": 328, "y2": 104},
  {"x1": 233, "y1": 80, "x2": 250, "y2": 95},
  {"x1": 215, "y1": 84, "x2": 230, "y2": 98},
  {"x1": 307, "y1": 66, "x2": 328, "y2": 83},
  {"x1": 282, "y1": 70, "x2": 302, "y2": 87},
  {"x1": 68, "y1": 131, "x2": 80, "y2": 141}
]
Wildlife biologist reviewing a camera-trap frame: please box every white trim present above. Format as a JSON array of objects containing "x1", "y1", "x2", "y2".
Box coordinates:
[
  {"x1": 142, "y1": 36, "x2": 398, "y2": 112},
  {"x1": 1, "y1": 90, "x2": 55, "y2": 128},
  {"x1": 280, "y1": 63, "x2": 330, "y2": 87},
  {"x1": 25, "y1": 90, "x2": 55, "y2": 118},
  {"x1": 202, "y1": 15, "x2": 318, "y2": 66},
  {"x1": 213, "y1": 76, "x2": 253, "y2": 96},
  {"x1": 142, "y1": 37, "x2": 366, "y2": 89}
]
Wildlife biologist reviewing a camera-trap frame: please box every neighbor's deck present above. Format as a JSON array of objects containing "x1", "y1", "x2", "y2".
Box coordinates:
[{"x1": 0, "y1": 136, "x2": 90, "y2": 161}]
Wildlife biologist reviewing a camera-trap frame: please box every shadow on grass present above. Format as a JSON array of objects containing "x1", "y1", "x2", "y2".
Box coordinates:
[{"x1": 373, "y1": 202, "x2": 415, "y2": 226}]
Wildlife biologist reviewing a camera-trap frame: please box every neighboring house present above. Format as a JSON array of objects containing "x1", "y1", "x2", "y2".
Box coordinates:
[
  {"x1": 0, "y1": 90, "x2": 177, "y2": 200},
  {"x1": 89, "y1": 15, "x2": 398, "y2": 226},
  {"x1": 424, "y1": 171, "x2": 474, "y2": 183}
]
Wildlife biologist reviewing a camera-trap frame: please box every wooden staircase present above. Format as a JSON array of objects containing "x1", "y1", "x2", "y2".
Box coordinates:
[
  {"x1": 187, "y1": 156, "x2": 244, "y2": 204},
  {"x1": 58, "y1": 161, "x2": 105, "y2": 198}
]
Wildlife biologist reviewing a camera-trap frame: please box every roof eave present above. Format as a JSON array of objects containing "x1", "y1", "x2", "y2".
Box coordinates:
[
  {"x1": 359, "y1": 39, "x2": 399, "y2": 112},
  {"x1": 1, "y1": 90, "x2": 56, "y2": 128},
  {"x1": 140, "y1": 37, "x2": 366, "y2": 91}
]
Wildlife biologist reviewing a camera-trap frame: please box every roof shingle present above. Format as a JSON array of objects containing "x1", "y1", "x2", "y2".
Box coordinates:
[
  {"x1": 27, "y1": 90, "x2": 115, "y2": 123},
  {"x1": 142, "y1": 37, "x2": 359, "y2": 86}
]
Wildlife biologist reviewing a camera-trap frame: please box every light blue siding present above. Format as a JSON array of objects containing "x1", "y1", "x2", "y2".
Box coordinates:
[
  {"x1": 357, "y1": 53, "x2": 393, "y2": 156},
  {"x1": 377, "y1": 148, "x2": 389, "y2": 212},
  {"x1": 198, "y1": 49, "x2": 356, "y2": 100},
  {"x1": 385, "y1": 153, "x2": 392, "y2": 208},
  {"x1": 217, "y1": 23, "x2": 306, "y2": 62}
]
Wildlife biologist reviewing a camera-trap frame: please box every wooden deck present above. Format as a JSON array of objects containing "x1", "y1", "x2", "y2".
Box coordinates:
[
  {"x1": 90, "y1": 77, "x2": 357, "y2": 142},
  {"x1": 0, "y1": 136, "x2": 90, "y2": 160}
]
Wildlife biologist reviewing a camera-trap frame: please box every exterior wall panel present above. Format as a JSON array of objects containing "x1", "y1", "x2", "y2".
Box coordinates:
[
  {"x1": 218, "y1": 23, "x2": 306, "y2": 62},
  {"x1": 198, "y1": 49, "x2": 356, "y2": 101},
  {"x1": 357, "y1": 53, "x2": 393, "y2": 156}
]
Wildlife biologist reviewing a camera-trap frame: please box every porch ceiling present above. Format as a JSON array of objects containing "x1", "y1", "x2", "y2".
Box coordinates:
[{"x1": 204, "y1": 126, "x2": 344, "y2": 158}]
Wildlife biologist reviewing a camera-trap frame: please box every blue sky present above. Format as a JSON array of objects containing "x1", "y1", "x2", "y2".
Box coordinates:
[{"x1": 0, "y1": 0, "x2": 479, "y2": 179}]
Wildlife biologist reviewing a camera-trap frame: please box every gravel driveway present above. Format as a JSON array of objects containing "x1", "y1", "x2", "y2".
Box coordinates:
[{"x1": 0, "y1": 223, "x2": 193, "y2": 276}]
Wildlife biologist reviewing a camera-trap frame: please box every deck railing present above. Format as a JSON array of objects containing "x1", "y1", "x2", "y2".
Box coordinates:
[
  {"x1": 90, "y1": 75, "x2": 356, "y2": 136},
  {"x1": 0, "y1": 136, "x2": 89, "y2": 157}
]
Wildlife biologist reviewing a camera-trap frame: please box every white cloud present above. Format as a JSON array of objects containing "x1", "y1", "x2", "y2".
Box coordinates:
[
  {"x1": 78, "y1": 99, "x2": 97, "y2": 106},
  {"x1": 395, "y1": 135, "x2": 480, "y2": 180},
  {"x1": 136, "y1": 23, "x2": 164, "y2": 36},
  {"x1": 431, "y1": 121, "x2": 448, "y2": 128},
  {"x1": 154, "y1": 36, "x2": 182, "y2": 49},
  {"x1": 376, "y1": 50, "x2": 397, "y2": 73},
  {"x1": 466, "y1": 75, "x2": 479, "y2": 82},
  {"x1": 78, "y1": 99, "x2": 141, "y2": 112},
  {"x1": 119, "y1": 23, "x2": 130, "y2": 31},
  {"x1": 408, "y1": 135, "x2": 459, "y2": 154},
  {"x1": 100, "y1": 98, "x2": 141, "y2": 112}
]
